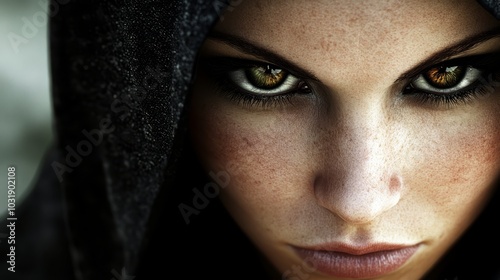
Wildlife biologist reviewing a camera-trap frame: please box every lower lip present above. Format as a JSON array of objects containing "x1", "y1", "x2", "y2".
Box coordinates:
[{"x1": 293, "y1": 245, "x2": 419, "y2": 279}]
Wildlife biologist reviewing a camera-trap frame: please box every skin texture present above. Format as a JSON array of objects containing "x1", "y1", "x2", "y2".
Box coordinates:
[{"x1": 188, "y1": 0, "x2": 500, "y2": 279}]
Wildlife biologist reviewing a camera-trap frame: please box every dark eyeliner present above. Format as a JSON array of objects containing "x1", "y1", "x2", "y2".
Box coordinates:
[
  {"x1": 403, "y1": 52, "x2": 500, "y2": 106},
  {"x1": 423, "y1": 52, "x2": 500, "y2": 71},
  {"x1": 198, "y1": 56, "x2": 310, "y2": 108}
]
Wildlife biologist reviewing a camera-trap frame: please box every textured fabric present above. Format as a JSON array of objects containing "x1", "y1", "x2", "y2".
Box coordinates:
[
  {"x1": 478, "y1": 0, "x2": 500, "y2": 19},
  {"x1": 47, "y1": 0, "x2": 223, "y2": 279},
  {"x1": 0, "y1": 1, "x2": 499, "y2": 280}
]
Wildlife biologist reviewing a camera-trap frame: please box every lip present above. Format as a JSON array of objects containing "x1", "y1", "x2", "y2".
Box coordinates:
[{"x1": 292, "y1": 243, "x2": 420, "y2": 279}]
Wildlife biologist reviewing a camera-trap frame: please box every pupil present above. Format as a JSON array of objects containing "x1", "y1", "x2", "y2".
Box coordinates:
[
  {"x1": 246, "y1": 65, "x2": 287, "y2": 89},
  {"x1": 424, "y1": 65, "x2": 465, "y2": 89}
]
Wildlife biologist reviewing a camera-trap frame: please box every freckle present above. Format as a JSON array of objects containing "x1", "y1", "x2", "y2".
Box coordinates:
[
  {"x1": 320, "y1": 38, "x2": 331, "y2": 52},
  {"x1": 389, "y1": 175, "x2": 401, "y2": 194},
  {"x1": 242, "y1": 137, "x2": 252, "y2": 147}
]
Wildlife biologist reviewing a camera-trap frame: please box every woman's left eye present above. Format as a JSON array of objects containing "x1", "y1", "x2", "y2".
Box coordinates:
[
  {"x1": 228, "y1": 64, "x2": 305, "y2": 95},
  {"x1": 409, "y1": 65, "x2": 482, "y2": 94},
  {"x1": 403, "y1": 52, "x2": 500, "y2": 106}
]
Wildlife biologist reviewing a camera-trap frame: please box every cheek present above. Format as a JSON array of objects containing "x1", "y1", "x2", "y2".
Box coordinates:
[
  {"x1": 191, "y1": 107, "x2": 286, "y2": 168},
  {"x1": 404, "y1": 110, "x2": 500, "y2": 218},
  {"x1": 188, "y1": 96, "x2": 317, "y2": 228}
]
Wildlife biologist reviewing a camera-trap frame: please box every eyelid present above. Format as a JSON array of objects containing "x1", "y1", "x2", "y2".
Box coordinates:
[
  {"x1": 431, "y1": 52, "x2": 500, "y2": 69},
  {"x1": 399, "y1": 52, "x2": 500, "y2": 83},
  {"x1": 198, "y1": 56, "x2": 316, "y2": 83}
]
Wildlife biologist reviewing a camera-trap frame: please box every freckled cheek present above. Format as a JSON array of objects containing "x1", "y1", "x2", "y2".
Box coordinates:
[
  {"x1": 192, "y1": 112, "x2": 273, "y2": 172},
  {"x1": 188, "y1": 102, "x2": 312, "y2": 223},
  {"x1": 406, "y1": 118, "x2": 500, "y2": 207}
]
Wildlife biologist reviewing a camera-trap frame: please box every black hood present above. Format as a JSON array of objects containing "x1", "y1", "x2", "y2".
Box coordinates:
[
  {"x1": 47, "y1": 0, "x2": 233, "y2": 279},
  {"x1": 48, "y1": 0, "x2": 219, "y2": 276},
  {"x1": 1, "y1": 1, "x2": 500, "y2": 280}
]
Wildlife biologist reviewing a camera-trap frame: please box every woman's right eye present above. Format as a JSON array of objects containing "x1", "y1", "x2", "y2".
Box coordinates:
[
  {"x1": 228, "y1": 64, "x2": 305, "y2": 96},
  {"x1": 199, "y1": 57, "x2": 313, "y2": 108}
]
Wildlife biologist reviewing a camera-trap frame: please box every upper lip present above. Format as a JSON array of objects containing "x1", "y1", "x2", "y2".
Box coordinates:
[{"x1": 296, "y1": 242, "x2": 416, "y2": 255}]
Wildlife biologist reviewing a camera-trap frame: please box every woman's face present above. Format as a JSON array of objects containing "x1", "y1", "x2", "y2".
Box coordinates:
[{"x1": 189, "y1": 0, "x2": 500, "y2": 279}]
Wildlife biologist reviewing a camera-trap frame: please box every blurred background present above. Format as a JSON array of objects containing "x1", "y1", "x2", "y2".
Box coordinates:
[{"x1": 0, "y1": 0, "x2": 53, "y2": 216}]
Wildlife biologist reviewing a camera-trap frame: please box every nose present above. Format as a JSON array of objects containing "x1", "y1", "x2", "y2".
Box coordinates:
[{"x1": 313, "y1": 110, "x2": 403, "y2": 224}]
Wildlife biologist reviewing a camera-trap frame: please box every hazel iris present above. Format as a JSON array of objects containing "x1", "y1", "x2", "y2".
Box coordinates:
[
  {"x1": 245, "y1": 65, "x2": 287, "y2": 89},
  {"x1": 424, "y1": 65, "x2": 466, "y2": 89}
]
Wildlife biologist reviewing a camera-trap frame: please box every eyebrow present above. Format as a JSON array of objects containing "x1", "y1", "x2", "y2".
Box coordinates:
[
  {"x1": 207, "y1": 26, "x2": 500, "y2": 83},
  {"x1": 396, "y1": 26, "x2": 500, "y2": 81},
  {"x1": 206, "y1": 31, "x2": 320, "y2": 81}
]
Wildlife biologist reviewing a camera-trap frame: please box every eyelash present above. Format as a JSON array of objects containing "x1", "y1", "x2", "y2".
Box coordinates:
[
  {"x1": 200, "y1": 54, "x2": 500, "y2": 109},
  {"x1": 221, "y1": 88, "x2": 296, "y2": 108},
  {"x1": 403, "y1": 80, "x2": 489, "y2": 107}
]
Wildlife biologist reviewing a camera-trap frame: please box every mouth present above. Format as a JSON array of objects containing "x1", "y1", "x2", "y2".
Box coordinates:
[{"x1": 292, "y1": 243, "x2": 420, "y2": 279}]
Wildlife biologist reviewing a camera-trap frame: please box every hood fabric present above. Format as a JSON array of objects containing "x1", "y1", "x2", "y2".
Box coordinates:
[
  {"x1": 479, "y1": 0, "x2": 500, "y2": 19},
  {"x1": 1, "y1": 1, "x2": 499, "y2": 280},
  {"x1": 47, "y1": 0, "x2": 229, "y2": 279}
]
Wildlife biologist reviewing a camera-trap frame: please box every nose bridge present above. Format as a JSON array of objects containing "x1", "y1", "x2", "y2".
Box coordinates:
[
  {"x1": 344, "y1": 108, "x2": 393, "y2": 179},
  {"x1": 314, "y1": 107, "x2": 402, "y2": 224}
]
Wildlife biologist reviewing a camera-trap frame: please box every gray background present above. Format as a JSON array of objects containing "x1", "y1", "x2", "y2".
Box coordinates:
[{"x1": 0, "y1": 0, "x2": 53, "y2": 217}]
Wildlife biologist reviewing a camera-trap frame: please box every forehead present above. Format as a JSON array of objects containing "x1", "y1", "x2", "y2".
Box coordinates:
[{"x1": 212, "y1": 0, "x2": 500, "y2": 91}]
